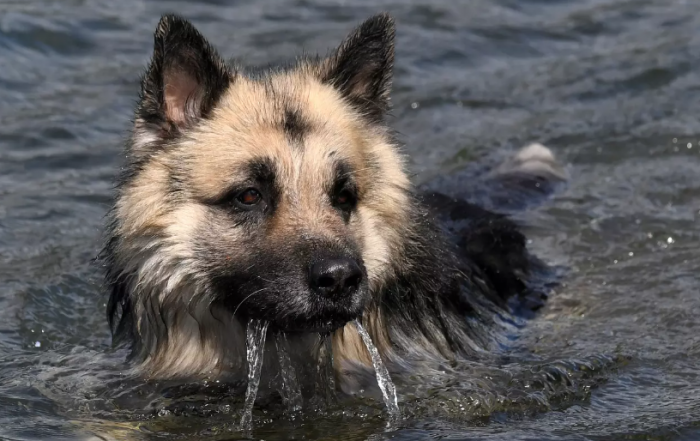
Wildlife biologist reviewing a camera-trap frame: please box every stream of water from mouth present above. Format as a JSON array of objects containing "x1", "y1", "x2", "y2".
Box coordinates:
[
  {"x1": 354, "y1": 320, "x2": 400, "y2": 424},
  {"x1": 239, "y1": 319, "x2": 269, "y2": 431},
  {"x1": 314, "y1": 333, "x2": 337, "y2": 405},
  {"x1": 274, "y1": 332, "x2": 303, "y2": 413}
]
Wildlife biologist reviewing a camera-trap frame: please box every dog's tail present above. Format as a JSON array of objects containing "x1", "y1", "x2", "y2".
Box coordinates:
[
  {"x1": 495, "y1": 143, "x2": 567, "y2": 182},
  {"x1": 477, "y1": 142, "x2": 568, "y2": 212},
  {"x1": 419, "y1": 142, "x2": 568, "y2": 213}
]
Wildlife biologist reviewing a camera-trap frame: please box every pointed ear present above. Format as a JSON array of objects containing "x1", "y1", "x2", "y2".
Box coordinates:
[
  {"x1": 320, "y1": 13, "x2": 395, "y2": 121},
  {"x1": 136, "y1": 15, "x2": 232, "y2": 141}
]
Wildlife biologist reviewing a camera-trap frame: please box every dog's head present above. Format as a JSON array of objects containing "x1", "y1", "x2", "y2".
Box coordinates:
[{"x1": 107, "y1": 14, "x2": 410, "y2": 337}]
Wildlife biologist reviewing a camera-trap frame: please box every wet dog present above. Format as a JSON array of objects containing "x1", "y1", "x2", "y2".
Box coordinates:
[{"x1": 102, "y1": 13, "x2": 565, "y2": 389}]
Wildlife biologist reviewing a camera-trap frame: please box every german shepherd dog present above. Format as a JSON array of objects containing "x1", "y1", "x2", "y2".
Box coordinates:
[{"x1": 102, "y1": 13, "x2": 565, "y2": 394}]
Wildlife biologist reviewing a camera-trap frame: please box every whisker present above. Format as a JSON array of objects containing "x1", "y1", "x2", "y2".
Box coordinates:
[{"x1": 233, "y1": 287, "x2": 269, "y2": 316}]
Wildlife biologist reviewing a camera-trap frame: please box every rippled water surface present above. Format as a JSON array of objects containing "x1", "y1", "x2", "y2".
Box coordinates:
[{"x1": 2, "y1": 1, "x2": 700, "y2": 440}]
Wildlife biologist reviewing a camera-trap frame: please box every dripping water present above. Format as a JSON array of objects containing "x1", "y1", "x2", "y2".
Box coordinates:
[
  {"x1": 354, "y1": 319, "x2": 400, "y2": 424},
  {"x1": 274, "y1": 332, "x2": 303, "y2": 413},
  {"x1": 314, "y1": 333, "x2": 337, "y2": 405},
  {"x1": 239, "y1": 319, "x2": 269, "y2": 431}
]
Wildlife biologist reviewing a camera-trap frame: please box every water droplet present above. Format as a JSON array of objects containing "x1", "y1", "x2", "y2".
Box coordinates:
[
  {"x1": 673, "y1": 138, "x2": 678, "y2": 143},
  {"x1": 628, "y1": 252, "x2": 634, "y2": 257},
  {"x1": 34, "y1": 342, "x2": 41, "y2": 348},
  {"x1": 667, "y1": 237, "x2": 674, "y2": 244},
  {"x1": 613, "y1": 260, "x2": 618, "y2": 264},
  {"x1": 410, "y1": 102, "x2": 419, "y2": 109},
  {"x1": 688, "y1": 143, "x2": 693, "y2": 149}
]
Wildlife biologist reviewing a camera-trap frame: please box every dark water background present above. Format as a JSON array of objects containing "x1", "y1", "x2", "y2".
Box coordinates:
[{"x1": 2, "y1": 0, "x2": 700, "y2": 440}]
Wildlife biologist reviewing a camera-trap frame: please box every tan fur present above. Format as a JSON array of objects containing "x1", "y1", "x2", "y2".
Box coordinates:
[{"x1": 116, "y1": 64, "x2": 410, "y2": 378}]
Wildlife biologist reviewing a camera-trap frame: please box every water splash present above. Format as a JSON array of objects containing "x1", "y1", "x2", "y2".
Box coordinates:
[
  {"x1": 239, "y1": 319, "x2": 269, "y2": 431},
  {"x1": 274, "y1": 332, "x2": 303, "y2": 413},
  {"x1": 354, "y1": 319, "x2": 400, "y2": 423},
  {"x1": 314, "y1": 333, "x2": 337, "y2": 405}
]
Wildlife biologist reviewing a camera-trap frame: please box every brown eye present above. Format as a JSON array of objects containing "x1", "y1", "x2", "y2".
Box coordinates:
[
  {"x1": 237, "y1": 188, "x2": 262, "y2": 205},
  {"x1": 333, "y1": 189, "x2": 356, "y2": 210},
  {"x1": 336, "y1": 193, "x2": 349, "y2": 205}
]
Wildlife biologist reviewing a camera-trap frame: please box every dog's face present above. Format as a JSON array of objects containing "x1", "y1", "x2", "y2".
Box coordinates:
[{"x1": 109, "y1": 14, "x2": 410, "y2": 335}]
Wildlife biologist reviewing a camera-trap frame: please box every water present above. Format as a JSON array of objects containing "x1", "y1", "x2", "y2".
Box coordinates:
[
  {"x1": 239, "y1": 319, "x2": 269, "y2": 431},
  {"x1": 274, "y1": 332, "x2": 303, "y2": 413},
  {"x1": 314, "y1": 333, "x2": 337, "y2": 406},
  {"x1": 1, "y1": 0, "x2": 700, "y2": 440},
  {"x1": 354, "y1": 320, "x2": 401, "y2": 424}
]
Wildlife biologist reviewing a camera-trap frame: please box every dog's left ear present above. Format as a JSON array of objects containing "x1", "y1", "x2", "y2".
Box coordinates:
[{"x1": 320, "y1": 13, "x2": 395, "y2": 121}]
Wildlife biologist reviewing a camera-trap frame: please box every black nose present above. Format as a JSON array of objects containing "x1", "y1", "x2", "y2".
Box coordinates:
[{"x1": 309, "y1": 257, "x2": 363, "y2": 299}]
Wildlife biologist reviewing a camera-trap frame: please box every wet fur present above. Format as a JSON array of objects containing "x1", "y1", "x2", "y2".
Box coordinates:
[{"x1": 102, "y1": 14, "x2": 565, "y2": 388}]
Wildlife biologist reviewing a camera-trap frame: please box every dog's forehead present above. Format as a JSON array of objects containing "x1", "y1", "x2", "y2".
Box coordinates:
[{"x1": 181, "y1": 72, "x2": 368, "y2": 195}]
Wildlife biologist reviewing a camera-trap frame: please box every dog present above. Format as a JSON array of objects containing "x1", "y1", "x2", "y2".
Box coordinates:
[{"x1": 102, "y1": 13, "x2": 565, "y2": 393}]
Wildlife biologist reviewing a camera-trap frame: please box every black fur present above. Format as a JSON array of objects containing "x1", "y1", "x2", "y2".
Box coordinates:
[
  {"x1": 331, "y1": 160, "x2": 359, "y2": 222},
  {"x1": 367, "y1": 192, "x2": 545, "y2": 364},
  {"x1": 321, "y1": 13, "x2": 395, "y2": 121},
  {"x1": 282, "y1": 108, "x2": 310, "y2": 143}
]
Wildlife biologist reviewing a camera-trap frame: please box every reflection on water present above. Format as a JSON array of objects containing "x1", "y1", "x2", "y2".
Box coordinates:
[{"x1": 1, "y1": 0, "x2": 700, "y2": 439}]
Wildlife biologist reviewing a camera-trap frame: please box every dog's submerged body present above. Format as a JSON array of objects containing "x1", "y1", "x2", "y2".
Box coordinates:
[{"x1": 102, "y1": 14, "x2": 565, "y2": 392}]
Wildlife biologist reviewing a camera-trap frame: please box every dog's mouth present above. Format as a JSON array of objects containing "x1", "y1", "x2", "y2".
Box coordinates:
[
  {"x1": 272, "y1": 312, "x2": 360, "y2": 334},
  {"x1": 277, "y1": 320, "x2": 347, "y2": 334},
  {"x1": 222, "y1": 286, "x2": 368, "y2": 334},
  {"x1": 241, "y1": 295, "x2": 367, "y2": 334}
]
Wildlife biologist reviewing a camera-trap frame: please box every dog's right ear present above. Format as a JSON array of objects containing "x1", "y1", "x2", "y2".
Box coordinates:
[{"x1": 133, "y1": 15, "x2": 232, "y2": 153}]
